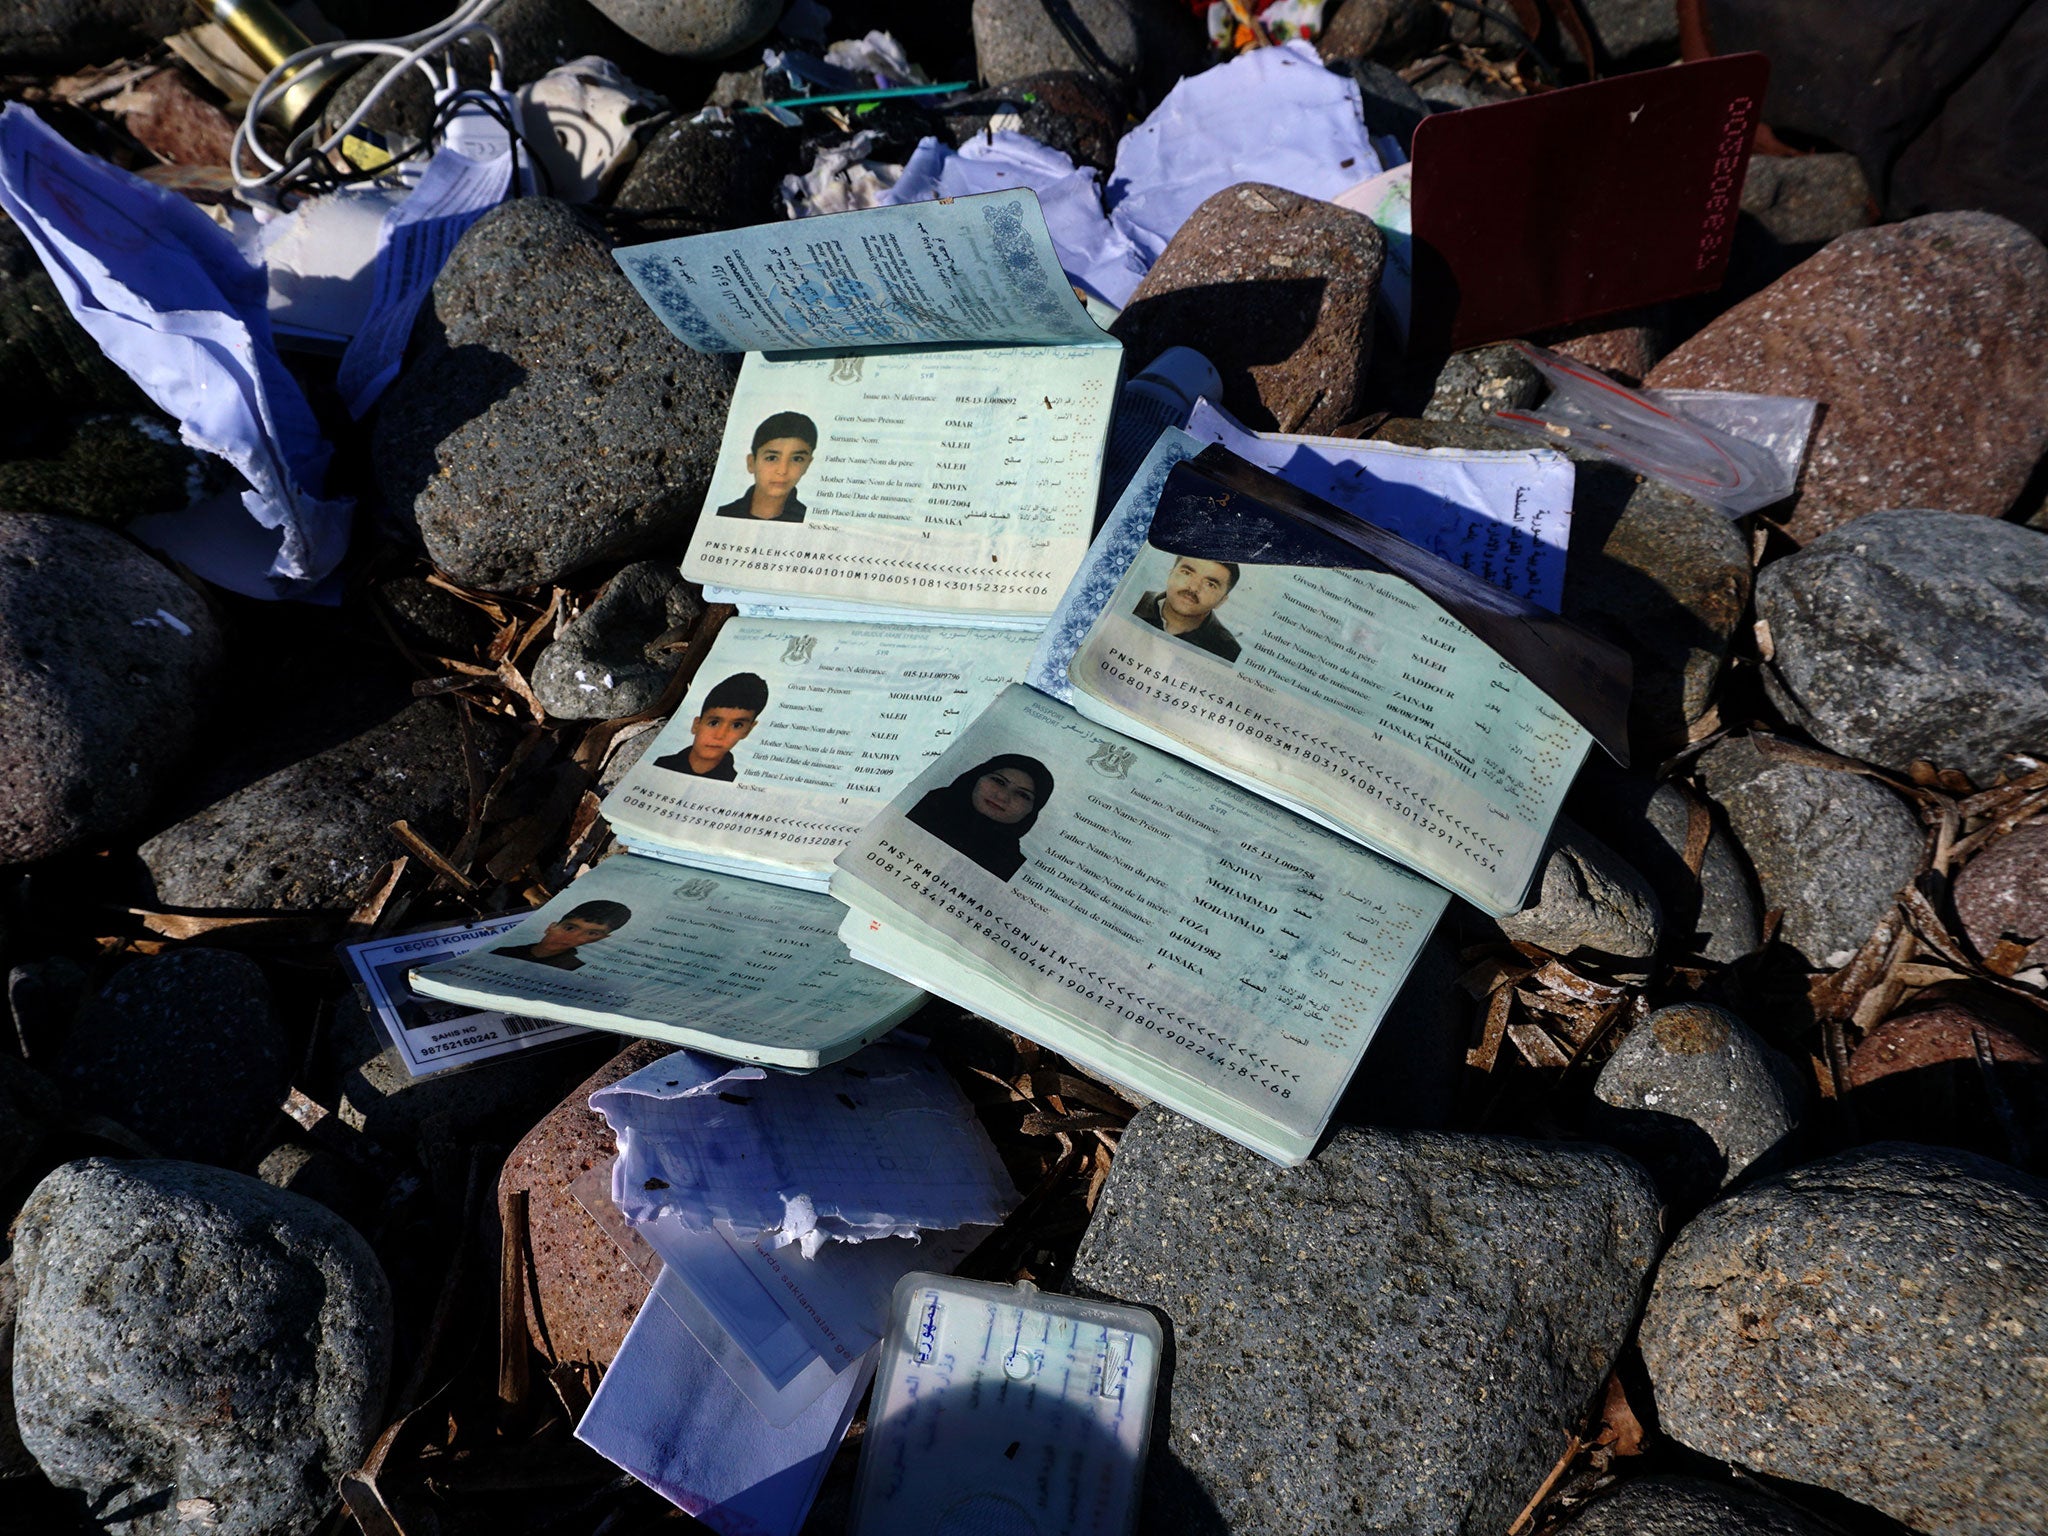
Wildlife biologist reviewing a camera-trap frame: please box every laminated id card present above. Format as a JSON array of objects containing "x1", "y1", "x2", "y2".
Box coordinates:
[{"x1": 848, "y1": 1274, "x2": 1162, "y2": 1536}]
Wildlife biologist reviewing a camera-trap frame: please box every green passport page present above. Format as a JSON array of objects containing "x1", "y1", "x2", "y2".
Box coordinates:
[
  {"x1": 411, "y1": 855, "x2": 925, "y2": 1070},
  {"x1": 831, "y1": 685, "x2": 1451, "y2": 1166},
  {"x1": 615, "y1": 192, "x2": 1119, "y2": 629},
  {"x1": 1044, "y1": 445, "x2": 1630, "y2": 916},
  {"x1": 605, "y1": 618, "x2": 1038, "y2": 891}
]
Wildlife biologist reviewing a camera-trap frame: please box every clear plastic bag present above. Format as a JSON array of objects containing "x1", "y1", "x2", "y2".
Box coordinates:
[{"x1": 1493, "y1": 341, "x2": 1818, "y2": 516}]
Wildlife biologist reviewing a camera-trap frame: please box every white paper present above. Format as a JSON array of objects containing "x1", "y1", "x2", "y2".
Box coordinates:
[
  {"x1": 0, "y1": 104, "x2": 352, "y2": 595},
  {"x1": 592, "y1": 1044, "x2": 1016, "y2": 1253},
  {"x1": 576, "y1": 1268, "x2": 873, "y2": 1536},
  {"x1": 1106, "y1": 41, "x2": 1382, "y2": 266},
  {"x1": 342, "y1": 916, "x2": 587, "y2": 1076},
  {"x1": 1184, "y1": 398, "x2": 1575, "y2": 611},
  {"x1": 336, "y1": 145, "x2": 513, "y2": 418},
  {"x1": 882, "y1": 132, "x2": 1149, "y2": 307}
]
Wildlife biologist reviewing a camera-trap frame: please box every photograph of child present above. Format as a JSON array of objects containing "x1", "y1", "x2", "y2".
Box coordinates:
[
  {"x1": 493, "y1": 900, "x2": 632, "y2": 972},
  {"x1": 1133, "y1": 554, "x2": 1242, "y2": 663},
  {"x1": 715, "y1": 411, "x2": 818, "y2": 524},
  {"x1": 906, "y1": 753, "x2": 1055, "y2": 882},
  {"x1": 653, "y1": 672, "x2": 769, "y2": 782}
]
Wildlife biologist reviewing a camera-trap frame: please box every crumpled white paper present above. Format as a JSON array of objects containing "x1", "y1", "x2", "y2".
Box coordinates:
[
  {"x1": 0, "y1": 103, "x2": 352, "y2": 595},
  {"x1": 591, "y1": 1044, "x2": 1015, "y2": 1256},
  {"x1": 1106, "y1": 39, "x2": 1382, "y2": 265},
  {"x1": 882, "y1": 131, "x2": 1150, "y2": 307}
]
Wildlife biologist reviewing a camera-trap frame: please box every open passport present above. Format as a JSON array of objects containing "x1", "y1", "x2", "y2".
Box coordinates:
[
  {"x1": 615, "y1": 190, "x2": 1120, "y2": 630},
  {"x1": 1031, "y1": 439, "x2": 1628, "y2": 914},
  {"x1": 832, "y1": 685, "x2": 1452, "y2": 1166}
]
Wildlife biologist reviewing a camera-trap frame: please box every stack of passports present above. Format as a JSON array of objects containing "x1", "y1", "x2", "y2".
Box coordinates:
[
  {"x1": 412, "y1": 191, "x2": 1628, "y2": 1167},
  {"x1": 834, "y1": 445, "x2": 1628, "y2": 1164}
]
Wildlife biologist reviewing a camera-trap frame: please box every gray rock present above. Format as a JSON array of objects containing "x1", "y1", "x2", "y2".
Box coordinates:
[
  {"x1": 6, "y1": 955, "x2": 86, "y2": 1064},
  {"x1": 1449, "y1": 0, "x2": 1676, "y2": 71},
  {"x1": 54, "y1": 950, "x2": 281, "y2": 1167},
  {"x1": 374, "y1": 199, "x2": 732, "y2": 590},
  {"x1": 531, "y1": 560, "x2": 700, "y2": 720},
  {"x1": 1639, "y1": 1143, "x2": 2048, "y2": 1536},
  {"x1": 1562, "y1": 473, "x2": 1753, "y2": 744},
  {"x1": 0, "y1": 512, "x2": 222, "y2": 865},
  {"x1": 971, "y1": 0, "x2": 1201, "y2": 104},
  {"x1": 1316, "y1": 0, "x2": 1445, "y2": 69},
  {"x1": 0, "y1": 0, "x2": 187, "y2": 74},
  {"x1": 609, "y1": 112, "x2": 800, "y2": 239},
  {"x1": 1336, "y1": 927, "x2": 1467, "y2": 1129},
  {"x1": 1421, "y1": 342, "x2": 1543, "y2": 425},
  {"x1": 324, "y1": 991, "x2": 600, "y2": 1160},
  {"x1": 1558, "y1": 1476, "x2": 1834, "y2": 1536},
  {"x1": 1755, "y1": 510, "x2": 2048, "y2": 784},
  {"x1": 1591, "y1": 1003, "x2": 1804, "y2": 1206},
  {"x1": 13, "y1": 1158, "x2": 393, "y2": 1535},
  {"x1": 2, "y1": 214, "x2": 148, "y2": 432},
  {"x1": 942, "y1": 71, "x2": 1130, "y2": 174},
  {"x1": 254, "y1": 1141, "x2": 376, "y2": 1229},
  {"x1": 1499, "y1": 818, "x2": 1662, "y2": 965},
  {"x1": 1583, "y1": 776, "x2": 1762, "y2": 963},
  {"x1": 1111, "y1": 183, "x2": 1385, "y2": 435},
  {"x1": 1739, "y1": 153, "x2": 1874, "y2": 249},
  {"x1": 1697, "y1": 736, "x2": 1923, "y2": 969},
  {"x1": 598, "y1": 718, "x2": 667, "y2": 792},
  {"x1": 0, "y1": 1051, "x2": 60, "y2": 1191},
  {"x1": 1575, "y1": 0, "x2": 1682, "y2": 69},
  {"x1": 0, "y1": 412, "x2": 221, "y2": 526},
  {"x1": 0, "y1": 1257, "x2": 31, "y2": 1480},
  {"x1": 371, "y1": 573, "x2": 495, "y2": 658},
  {"x1": 586, "y1": 0, "x2": 778, "y2": 58},
  {"x1": 138, "y1": 697, "x2": 491, "y2": 914},
  {"x1": 1406, "y1": 55, "x2": 1521, "y2": 112},
  {"x1": 1321, "y1": 57, "x2": 1430, "y2": 155},
  {"x1": 1072, "y1": 1109, "x2": 1662, "y2": 1536}
]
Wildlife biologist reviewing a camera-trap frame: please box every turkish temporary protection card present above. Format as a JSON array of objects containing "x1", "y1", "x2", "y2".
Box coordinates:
[{"x1": 343, "y1": 916, "x2": 586, "y2": 1077}]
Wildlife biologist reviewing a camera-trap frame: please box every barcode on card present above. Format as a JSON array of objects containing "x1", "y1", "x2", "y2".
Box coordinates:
[{"x1": 499, "y1": 1016, "x2": 557, "y2": 1037}]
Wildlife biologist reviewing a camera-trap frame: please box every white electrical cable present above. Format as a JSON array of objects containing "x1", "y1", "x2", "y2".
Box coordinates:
[{"x1": 229, "y1": 0, "x2": 511, "y2": 199}]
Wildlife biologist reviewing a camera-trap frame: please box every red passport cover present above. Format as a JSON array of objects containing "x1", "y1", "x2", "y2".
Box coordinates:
[{"x1": 1409, "y1": 53, "x2": 1771, "y2": 351}]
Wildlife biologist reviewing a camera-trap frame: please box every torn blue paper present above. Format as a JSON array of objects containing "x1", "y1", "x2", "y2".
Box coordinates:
[
  {"x1": 0, "y1": 105, "x2": 352, "y2": 596},
  {"x1": 1106, "y1": 40, "x2": 1381, "y2": 267},
  {"x1": 881, "y1": 133, "x2": 1150, "y2": 307}
]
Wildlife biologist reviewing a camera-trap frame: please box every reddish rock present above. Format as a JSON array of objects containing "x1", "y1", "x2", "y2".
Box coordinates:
[
  {"x1": 1110, "y1": 183, "x2": 1385, "y2": 435},
  {"x1": 1954, "y1": 821, "x2": 2048, "y2": 969},
  {"x1": 1537, "y1": 306, "x2": 1671, "y2": 385},
  {"x1": 1647, "y1": 212, "x2": 2048, "y2": 541},
  {"x1": 1848, "y1": 1002, "x2": 2048, "y2": 1169},
  {"x1": 498, "y1": 1038, "x2": 671, "y2": 1367},
  {"x1": 1848, "y1": 1004, "x2": 2047, "y2": 1088}
]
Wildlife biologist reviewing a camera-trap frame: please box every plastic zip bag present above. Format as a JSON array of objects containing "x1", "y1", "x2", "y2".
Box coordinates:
[{"x1": 1493, "y1": 341, "x2": 1817, "y2": 516}]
